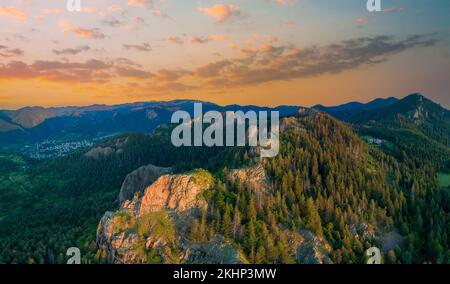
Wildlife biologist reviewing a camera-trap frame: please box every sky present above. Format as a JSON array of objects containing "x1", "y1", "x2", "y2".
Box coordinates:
[{"x1": 0, "y1": 0, "x2": 449, "y2": 109}]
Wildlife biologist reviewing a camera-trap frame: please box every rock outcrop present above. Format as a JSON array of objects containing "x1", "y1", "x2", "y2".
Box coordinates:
[
  {"x1": 228, "y1": 164, "x2": 271, "y2": 193},
  {"x1": 97, "y1": 169, "x2": 246, "y2": 264},
  {"x1": 85, "y1": 136, "x2": 130, "y2": 159},
  {"x1": 349, "y1": 223, "x2": 377, "y2": 241},
  {"x1": 183, "y1": 236, "x2": 248, "y2": 264},
  {"x1": 97, "y1": 211, "x2": 147, "y2": 264},
  {"x1": 296, "y1": 230, "x2": 331, "y2": 264},
  {"x1": 138, "y1": 174, "x2": 208, "y2": 216},
  {"x1": 118, "y1": 164, "x2": 172, "y2": 204}
]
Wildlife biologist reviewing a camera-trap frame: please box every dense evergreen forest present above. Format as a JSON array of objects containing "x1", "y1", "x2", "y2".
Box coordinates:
[
  {"x1": 0, "y1": 108, "x2": 448, "y2": 264},
  {"x1": 0, "y1": 129, "x2": 249, "y2": 264},
  {"x1": 188, "y1": 112, "x2": 449, "y2": 264}
]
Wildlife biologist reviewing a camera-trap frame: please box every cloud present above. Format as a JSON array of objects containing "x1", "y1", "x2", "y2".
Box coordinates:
[
  {"x1": 128, "y1": 0, "x2": 153, "y2": 9},
  {"x1": 0, "y1": 61, "x2": 36, "y2": 79},
  {"x1": 199, "y1": 4, "x2": 241, "y2": 22},
  {"x1": 152, "y1": 9, "x2": 169, "y2": 18},
  {"x1": 192, "y1": 34, "x2": 440, "y2": 87},
  {"x1": 0, "y1": 5, "x2": 26, "y2": 21},
  {"x1": 4, "y1": 34, "x2": 28, "y2": 42},
  {"x1": 164, "y1": 36, "x2": 184, "y2": 45},
  {"x1": 81, "y1": 7, "x2": 106, "y2": 17},
  {"x1": 0, "y1": 34, "x2": 439, "y2": 93},
  {"x1": 190, "y1": 35, "x2": 228, "y2": 44},
  {"x1": 161, "y1": 82, "x2": 199, "y2": 92},
  {"x1": 0, "y1": 60, "x2": 108, "y2": 82},
  {"x1": 156, "y1": 69, "x2": 192, "y2": 81},
  {"x1": 52, "y1": 46, "x2": 91, "y2": 55},
  {"x1": 134, "y1": 17, "x2": 147, "y2": 26},
  {"x1": 116, "y1": 66, "x2": 154, "y2": 79},
  {"x1": 0, "y1": 45, "x2": 24, "y2": 58},
  {"x1": 59, "y1": 20, "x2": 106, "y2": 39},
  {"x1": 102, "y1": 17, "x2": 127, "y2": 27},
  {"x1": 123, "y1": 43, "x2": 152, "y2": 52},
  {"x1": 108, "y1": 4, "x2": 123, "y2": 12},
  {"x1": 197, "y1": 60, "x2": 233, "y2": 78},
  {"x1": 0, "y1": 58, "x2": 153, "y2": 82},
  {"x1": 31, "y1": 60, "x2": 110, "y2": 72}
]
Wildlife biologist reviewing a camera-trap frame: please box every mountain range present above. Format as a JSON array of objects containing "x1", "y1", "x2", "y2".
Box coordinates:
[
  {"x1": 0, "y1": 100, "x2": 299, "y2": 152},
  {"x1": 0, "y1": 95, "x2": 433, "y2": 154}
]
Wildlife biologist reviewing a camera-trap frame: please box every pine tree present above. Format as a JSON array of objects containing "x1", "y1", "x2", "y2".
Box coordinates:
[{"x1": 305, "y1": 197, "x2": 323, "y2": 236}]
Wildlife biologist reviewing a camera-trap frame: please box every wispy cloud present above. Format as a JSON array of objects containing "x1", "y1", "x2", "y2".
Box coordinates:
[
  {"x1": 0, "y1": 5, "x2": 26, "y2": 21},
  {"x1": 0, "y1": 34, "x2": 439, "y2": 90},
  {"x1": 128, "y1": 0, "x2": 153, "y2": 9},
  {"x1": 164, "y1": 36, "x2": 184, "y2": 45},
  {"x1": 190, "y1": 34, "x2": 440, "y2": 88},
  {"x1": 0, "y1": 45, "x2": 24, "y2": 58},
  {"x1": 52, "y1": 46, "x2": 91, "y2": 55},
  {"x1": 102, "y1": 17, "x2": 127, "y2": 28},
  {"x1": 190, "y1": 35, "x2": 228, "y2": 44},
  {"x1": 0, "y1": 58, "x2": 152, "y2": 82},
  {"x1": 199, "y1": 4, "x2": 241, "y2": 22},
  {"x1": 59, "y1": 20, "x2": 106, "y2": 39},
  {"x1": 123, "y1": 43, "x2": 152, "y2": 52}
]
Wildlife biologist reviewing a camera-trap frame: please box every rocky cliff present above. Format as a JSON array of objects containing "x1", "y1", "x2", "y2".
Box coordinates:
[
  {"x1": 137, "y1": 174, "x2": 208, "y2": 216},
  {"x1": 97, "y1": 163, "x2": 331, "y2": 264},
  {"x1": 97, "y1": 168, "x2": 247, "y2": 264},
  {"x1": 118, "y1": 164, "x2": 172, "y2": 204}
]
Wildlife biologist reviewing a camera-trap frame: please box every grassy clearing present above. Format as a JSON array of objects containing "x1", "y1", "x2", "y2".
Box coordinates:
[{"x1": 437, "y1": 172, "x2": 450, "y2": 188}]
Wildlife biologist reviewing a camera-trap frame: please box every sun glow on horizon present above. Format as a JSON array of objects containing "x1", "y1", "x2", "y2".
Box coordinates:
[{"x1": 0, "y1": 0, "x2": 449, "y2": 109}]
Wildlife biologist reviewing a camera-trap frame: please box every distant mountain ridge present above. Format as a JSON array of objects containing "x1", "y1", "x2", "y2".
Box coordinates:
[
  {"x1": 1, "y1": 95, "x2": 448, "y2": 160},
  {"x1": 0, "y1": 100, "x2": 301, "y2": 152},
  {"x1": 0, "y1": 97, "x2": 401, "y2": 132},
  {"x1": 348, "y1": 94, "x2": 450, "y2": 146},
  {"x1": 332, "y1": 93, "x2": 450, "y2": 170},
  {"x1": 313, "y1": 97, "x2": 399, "y2": 120}
]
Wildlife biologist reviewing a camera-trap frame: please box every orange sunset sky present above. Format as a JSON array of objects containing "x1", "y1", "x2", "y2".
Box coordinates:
[{"x1": 0, "y1": 0, "x2": 449, "y2": 109}]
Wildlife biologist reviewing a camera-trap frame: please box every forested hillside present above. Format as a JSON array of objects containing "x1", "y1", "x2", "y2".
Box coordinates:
[
  {"x1": 186, "y1": 111, "x2": 448, "y2": 264},
  {"x1": 0, "y1": 107, "x2": 448, "y2": 264},
  {"x1": 0, "y1": 128, "x2": 249, "y2": 264},
  {"x1": 348, "y1": 94, "x2": 450, "y2": 171}
]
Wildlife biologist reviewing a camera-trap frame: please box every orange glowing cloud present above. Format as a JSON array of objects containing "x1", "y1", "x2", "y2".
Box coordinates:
[
  {"x1": 59, "y1": 20, "x2": 106, "y2": 39},
  {"x1": 128, "y1": 0, "x2": 153, "y2": 9},
  {"x1": 0, "y1": 5, "x2": 26, "y2": 21},
  {"x1": 199, "y1": 4, "x2": 241, "y2": 22}
]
